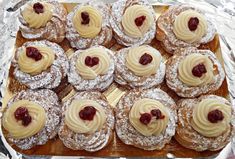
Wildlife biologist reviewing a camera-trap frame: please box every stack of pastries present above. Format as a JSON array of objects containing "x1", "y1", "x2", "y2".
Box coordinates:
[{"x1": 1, "y1": 0, "x2": 234, "y2": 155}]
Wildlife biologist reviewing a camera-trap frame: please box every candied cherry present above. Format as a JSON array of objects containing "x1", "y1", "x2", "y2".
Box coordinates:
[
  {"x1": 188, "y1": 17, "x2": 199, "y2": 31},
  {"x1": 81, "y1": 12, "x2": 90, "y2": 25},
  {"x1": 151, "y1": 109, "x2": 165, "y2": 119},
  {"x1": 139, "y1": 113, "x2": 152, "y2": 125},
  {"x1": 14, "y1": 107, "x2": 32, "y2": 126},
  {"x1": 192, "y1": 63, "x2": 207, "y2": 77},
  {"x1": 33, "y1": 2, "x2": 44, "y2": 14},
  {"x1": 85, "y1": 56, "x2": 99, "y2": 67},
  {"x1": 79, "y1": 106, "x2": 97, "y2": 121},
  {"x1": 26, "y1": 47, "x2": 42, "y2": 61},
  {"x1": 207, "y1": 109, "x2": 224, "y2": 123},
  {"x1": 139, "y1": 53, "x2": 153, "y2": 65},
  {"x1": 135, "y1": 15, "x2": 146, "y2": 27}
]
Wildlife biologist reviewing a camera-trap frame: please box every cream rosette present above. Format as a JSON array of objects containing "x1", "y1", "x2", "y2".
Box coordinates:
[
  {"x1": 76, "y1": 47, "x2": 110, "y2": 80},
  {"x1": 18, "y1": 46, "x2": 55, "y2": 75},
  {"x1": 122, "y1": 5, "x2": 154, "y2": 38},
  {"x1": 2, "y1": 100, "x2": 46, "y2": 139},
  {"x1": 191, "y1": 99, "x2": 231, "y2": 137},
  {"x1": 178, "y1": 53, "x2": 214, "y2": 86},
  {"x1": 21, "y1": 2, "x2": 53, "y2": 29},
  {"x1": 173, "y1": 10, "x2": 208, "y2": 43},
  {"x1": 65, "y1": 99, "x2": 106, "y2": 134},
  {"x1": 126, "y1": 45, "x2": 161, "y2": 77},
  {"x1": 129, "y1": 98, "x2": 169, "y2": 136}
]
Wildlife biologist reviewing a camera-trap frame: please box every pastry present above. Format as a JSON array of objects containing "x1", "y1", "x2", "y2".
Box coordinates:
[
  {"x1": 115, "y1": 45, "x2": 165, "y2": 89},
  {"x1": 166, "y1": 47, "x2": 225, "y2": 98},
  {"x1": 58, "y1": 91, "x2": 114, "y2": 152},
  {"x1": 19, "y1": 1, "x2": 67, "y2": 43},
  {"x1": 175, "y1": 95, "x2": 234, "y2": 151},
  {"x1": 67, "y1": 46, "x2": 115, "y2": 91},
  {"x1": 156, "y1": 4, "x2": 216, "y2": 53},
  {"x1": 110, "y1": 0, "x2": 156, "y2": 46},
  {"x1": 13, "y1": 40, "x2": 69, "y2": 89},
  {"x1": 2, "y1": 89, "x2": 61, "y2": 150},
  {"x1": 66, "y1": 1, "x2": 112, "y2": 49},
  {"x1": 115, "y1": 88, "x2": 177, "y2": 150}
]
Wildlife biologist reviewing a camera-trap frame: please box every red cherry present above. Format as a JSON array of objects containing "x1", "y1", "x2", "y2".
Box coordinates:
[
  {"x1": 14, "y1": 107, "x2": 28, "y2": 120},
  {"x1": 139, "y1": 113, "x2": 152, "y2": 125},
  {"x1": 139, "y1": 53, "x2": 153, "y2": 65},
  {"x1": 85, "y1": 56, "x2": 99, "y2": 67},
  {"x1": 26, "y1": 47, "x2": 42, "y2": 61},
  {"x1": 135, "y1": 15, "x2": 146, "y2": 27},
  {"x1": 151, "y1": 109, "x2": 165, "y2": 119},
  {"x1": 208, "y1": 109, "x2": 224, "y2": 123},
  {"x1": 188, "y1": 17, "x2": 199, "y2": 31},
  {"x1": 192, "y1": 63, "x2": 207, "y2": 77},
  {"x1": 79, "y1": 106, "x2": 97, "y2": 121},
  {"x1": 21, "y1": 114, "x2": 32, "y2": 126},
  {"x1": 81, "y1": 12, "x2": 90, "y2": 24},
  {"x1": 33, "y1": 2, "x2": 44, "y2": 14}
]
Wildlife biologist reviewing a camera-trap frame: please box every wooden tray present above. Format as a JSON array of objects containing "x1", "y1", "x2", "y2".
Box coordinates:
[{"x1": 1, "y1": 3, "x2": 229, "y2": 158}]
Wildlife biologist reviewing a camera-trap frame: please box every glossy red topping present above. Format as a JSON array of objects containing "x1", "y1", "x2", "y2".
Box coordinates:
[
  {"x1": 207, "y1": 109, "x2": 224, "y2": 123},
  {"x1": 14, "y1": 107, "x2": 32, "y2": 126},
  {"x1": 79, "y1": 106, "x2": 97, "y2": 121},
  {"x1": 151, "y1": 109, "x2": 165, "y2": 119},
  {"x1": 192, "y1": 63, "x2": 207, "y2": 77},
  {"x1": 81, "y1": 12, "x2": 90, "y2": 25},
  {"x1": 26, "y1": 47, "x2": 42, "y2": 61},
  {"x1": 85, "y1": 56, "x2": 99, "y2": 67},
  {"x1": 33, "y1": 2, "x2": 44, "y2": 14},
  {"x1": 139, "y1": 113, "x2": 152, "y2": 125},
  {"x1": 139, "y1": 53, "x2": 153, "y2": 65},
  {"x1": 135, "y1": 15, "x2": 146, "y2": 27},
  {"x1": 188, "y1": 17, "x2": 199, "y2": 31}
]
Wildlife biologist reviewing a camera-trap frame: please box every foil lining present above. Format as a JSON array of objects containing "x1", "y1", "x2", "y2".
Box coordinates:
[{"x1": 0, "y1": 0, "x2": 234, "y2": 158}]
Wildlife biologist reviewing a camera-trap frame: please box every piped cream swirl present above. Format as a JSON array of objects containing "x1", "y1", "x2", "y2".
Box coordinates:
[
  {"x1": 173, "y1": 10, "x2": 208, "y2": 43},
  {"x1": 2, "y1": 100, "x2": 46, "y2": 139},
  {"x1": 21, "y1": 2, "x2": 53, "y2": 29},
  {"x1": 191, "y1": 99, "x2": 231, "y2": 137},
  {"x1": 73, "y1": 6, "x2": 102, "y2": 38},
  {"x1": 129, "y1": 98, "x2": 169, "y2": 136},
  {"x1": 122, "y1": 5, "x2": 154, "y2": 38},
  {"x1": 178, "y1": 53, "x2": 214, "y2": 86},
  {"x1": 126, "y1": 45, "x2": 161, "y2": 76},
  {"x1": 65, "y1": 99, "x2": 106, "y2": 134},
  {"x1": 76, "y1": 47, "x2": 110, "y2": 80},
  {"x1": 18, "y1": 46, "x2": 55, "y2": 75}
]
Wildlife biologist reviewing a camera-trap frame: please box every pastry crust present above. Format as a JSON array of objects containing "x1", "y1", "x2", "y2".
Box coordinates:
[
  {"x1": 58, "y1": 91, "x2": 114, "y2": 152},
  {"x1": 156, "y1": 4, "x2": 216, "y2": 53},
  {"x1": 66, "y1": 1, "x2": 112, "y2": 49},
  {"x1": 114, "y1": 45, "x2": 165, "y2": 89},
  {"x1": 13, "y1": 40, "x2": 69, "y2": 89},
  {"x1": 19, "y1": 1, "x2": 67, "y2": 43},
  {"x1": 2, "y1": 89, "x2": 61, "y2": 150},
  {"x1": 175, "y1": 95, "x2": 234, "y2": 151},
  {"x1": 115, "y1": 88, "x2": 177, "y2": 150},
  {"x1": 166, "y1": 47, "x2": 225, "y2": 98},
  {"x1": 110, "y1": 0, "x2": 156, "y2": 46}
]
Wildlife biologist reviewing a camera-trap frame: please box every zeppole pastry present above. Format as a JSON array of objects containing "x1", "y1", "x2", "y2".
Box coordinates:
[
  {"x1": 13, "y1": 40, "x2": 69, "y2": 89},
  {"x1": 2, "y1": 89, "x2": 61, "y2": 150},
  {"x1": 68, "y1": 46, "x2": 115, "y2": 91},
  {"x1": 58, "y1": 91, "x2": 114, "y2": 152},
  {"x1": 115, "y1": 88, "x2": 177, "y2": 150},
  {"x1": 175, "y1": 95, "x2": 234, "y2": 151},
  {"x1": 115, "y1": 45, "x2": 165, "y2": 89},
  {"x1": 19, "y1": 1, "x2": 67, "y2": 43},
  {"x1": 156, "y1": 5, "x2": 216, "y2": 53},
  {"x1": 66, "y1": 1, "x2": 112, "y2": 49},
  {"x1": 166, "y1": 47, "x2": 225, "y2": 98},
  {"x1": 110, "y1": 0, "x2": 156, "y2": 46}
]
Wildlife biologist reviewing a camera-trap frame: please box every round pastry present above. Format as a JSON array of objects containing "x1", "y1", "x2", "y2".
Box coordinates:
[
  {"x1": 110, "y1": 0, "x2": 156, "y2": 46},
  {"x1": 175, "y1": 95, "x2": 234, "y2": 151},
  {"x1": 166, "y1": 47, "x2": 225, "y2": 98},
  {"x1": 19, "y1": 1, "x2": 67, "y2": 43},
  {"x1": 2, "y1": 89, "x2": 61, "y2": 150},
  {"x1": 66, "y1": 1, "x2": 112, "y2": 49},
  {"x1": 114, "y1": 45, "x2": 165, "y2": 89},
  {"x1": 115, "y1": 88, "x2": 177, "y2": 150},
  {"x1": 13, "y1": 40, "x2": 69, "y2": 89},
  {"x1": 58, "y1": 91, "x2": 114, "y2": 152},
  {"x1": 67, "y1": 46, "x2": 115, "y2": 91},
  {"x1": 156, "y1": 4, "x2": 216, "y2": 53}
]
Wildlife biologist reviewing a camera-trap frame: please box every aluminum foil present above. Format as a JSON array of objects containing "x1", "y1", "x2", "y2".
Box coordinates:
[{"x1": 0, "y1": 0, "x2": 234, "y2": 158}]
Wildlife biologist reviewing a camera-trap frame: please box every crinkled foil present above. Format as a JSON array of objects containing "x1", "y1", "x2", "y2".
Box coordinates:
[{"x1": 0, "y1": 0, "x2": 235, "y2": 158}]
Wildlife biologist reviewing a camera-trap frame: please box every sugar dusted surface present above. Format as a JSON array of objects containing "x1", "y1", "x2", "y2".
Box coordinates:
[
  {"x1": 166, "y1": 47, "x2": 225, "y2": 98},
  {"x1": 110, "y1": 0, "x2": 156, "y2": 46},
  {"x1": 67, "y1": 45, "x2": 115, "y2": 91},
  {"x1": 66, "y1": 1, "x2": 112, "y2": 49},
  {"x1": 115, "y1": 88, "x2": 177, "y2": 150},
  {"x1": 114, "y1": 46, "x2": 165, "y2": 89},
  {"x1": 157, "y1": 5, "x2": 216, "y2": 53},
  {"x1": 13, "y1": 40, "x2": 69, "y2": 89},
  {"x1": 58, "y1": 91, "x2": 114, "y2": 152},
  {"x1": 176, "y1": 95, "x2": 235, "y2": 151},
  {"x1": 3, "y1": 89, "x2": 61, "y2": 150}
]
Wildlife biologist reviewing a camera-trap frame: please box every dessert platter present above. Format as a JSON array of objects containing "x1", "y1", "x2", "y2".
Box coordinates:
[{"x1": 0, "y1": 0, "x2": 235, "y2": 158}]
